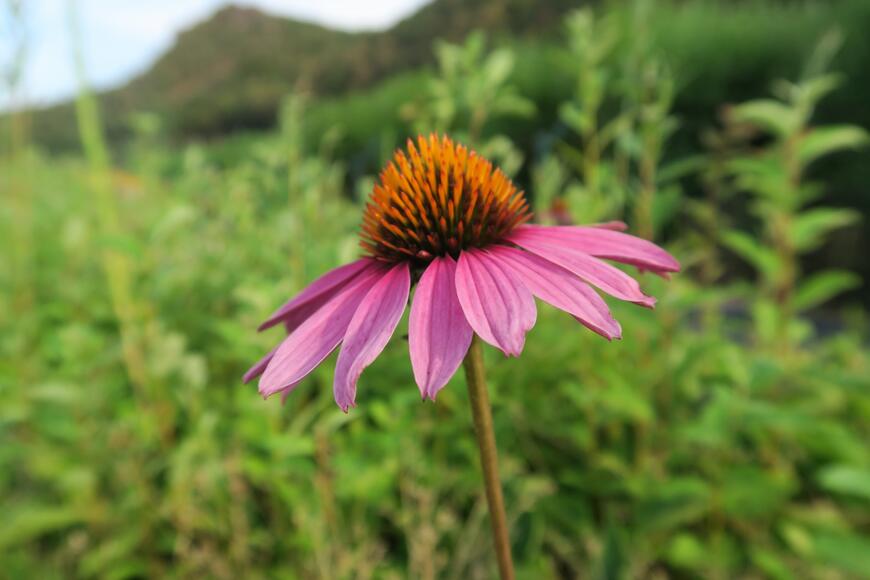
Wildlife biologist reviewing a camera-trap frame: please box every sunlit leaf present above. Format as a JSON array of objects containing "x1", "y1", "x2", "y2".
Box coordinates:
[
  {"x1": 731, "y1": 99, "x2": 799, "y2": 137},
  {"x1": 817, "y1": 465, "x2": 870, "y2": 501},
  {"x1": 798, "y1": 125, "x2": 869, "y2": 165}
]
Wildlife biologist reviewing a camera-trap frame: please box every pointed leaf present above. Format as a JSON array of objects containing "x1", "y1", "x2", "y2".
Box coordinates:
[
  {"x1": 731, "y1": 99, "x2": 798, "y2": 137},
  {"x1": 817, "y1": 465, "x2": 870, "y2": 501},
  {"x1": 790, "y1": 208, "x2": 859, "y2": 251},
  {"x1": 721, "y1": 230, "x2": 781, "y2": 278},
  {"x1": 793, "y1": 270, "x2": 861, "y2": 311},
  {"x1": 798, "y1": 125, "x2": 868, "y2": 165}
]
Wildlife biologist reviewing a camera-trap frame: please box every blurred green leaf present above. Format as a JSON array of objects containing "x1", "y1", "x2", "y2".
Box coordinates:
[
  {"x1": 790, "y1": 208, "x2": 859, "y2": 251},
  {"x1": 722, "y1": 229, "x2": 781, "y2": 278},
  {"x1": 596, "y1": 523, "x2": 624, "y2": 580},
  {"x1": 665, "y1": 533, "x2": 706, "y2": 571},
  {"x1": 795, "y1": 73, "x2": 842, "y2": 108},
  {"x1": 812, "y1": 530, "x2": 870, "y2": 576},
  {"x1": 817, "y1": 465, "x2": 870, "y2": 501},
  {"x1": 78, "y1": 531, "x2": 144, "y2": 578},
  {"x1": 720, "y1": 467, "x2": 795, "y2": 520},
  {"x1": 798, "y1": 125, "x2": 868, "y2": 165},
  {"x1": 636, "y1": 478, "x2": 711, "y2": 532},
  {"x1": 731, "y1": 99, "x2": 798, "y2": 137},
  {"x1": 750, "y1": 548, "x2": 794, "y2": 580},
  {"x1": 0, "y1": 506, "x2": 86, "y2": 549},
  {"x1": 793, "y1": 270, "x2": 861, "y2": 311}
]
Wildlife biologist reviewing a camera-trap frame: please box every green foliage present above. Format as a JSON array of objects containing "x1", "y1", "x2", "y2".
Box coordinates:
[
  {"x1": 531, "y1": 1, "x2": 683, "y2": 244},
  {"x1": 3, "y1": 139, "x2": 868, "y2": 577},
  {"x1": 403, "y1": 31, "x2": 534, "y2": 175},
  {"x1": 712, "y1": 33, "x2": 868, "y2": 348}
]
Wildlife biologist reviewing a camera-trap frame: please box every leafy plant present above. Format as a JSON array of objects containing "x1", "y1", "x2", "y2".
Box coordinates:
[
  {"x1": 718, "y1": 31, "x2": 868, "y2": 347},
  {"x1": 403, "y1": 31, "x2": 534, "y2": 175}
]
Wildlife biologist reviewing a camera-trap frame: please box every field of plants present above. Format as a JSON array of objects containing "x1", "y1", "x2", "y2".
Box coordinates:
[{"x1": 1, "y1": 1, "x2": 869, "y2": 578}]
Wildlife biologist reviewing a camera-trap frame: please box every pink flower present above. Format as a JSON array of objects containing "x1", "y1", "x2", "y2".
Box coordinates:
[{"x1": 246, "y1": 134, "x2": 679, "y2": 411}]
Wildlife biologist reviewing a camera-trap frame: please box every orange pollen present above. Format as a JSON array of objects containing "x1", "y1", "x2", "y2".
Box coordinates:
[{"x1": 360, "y1": 134, "x2": 532, "y2": 263}]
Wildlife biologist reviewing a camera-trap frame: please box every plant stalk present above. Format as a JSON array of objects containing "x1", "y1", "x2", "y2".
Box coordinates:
[{"x1": 462, "y1": 335, "x2": 514, "y2": 580}]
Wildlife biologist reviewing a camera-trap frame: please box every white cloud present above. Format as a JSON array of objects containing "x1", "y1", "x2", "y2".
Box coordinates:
[{"x1": 246, "y1": 0, "x2": 429, "y2": 30}]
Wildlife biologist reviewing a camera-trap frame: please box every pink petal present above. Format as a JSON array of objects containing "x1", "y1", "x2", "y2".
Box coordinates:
[
  {"x1": 333, "y1": 263, "x2": 411, "y2": 411},
  {"x1": 508, "y1": 234, "x2": 656, "y2": 307},
  {"x1": 258, "y1": 265, "x2": 384, "y2": 398},
  {"x1": 409, "y1": 257, "x2": 473, "y2": 400},
  {"x1": 512, "y1": 225, "x2": 680, "y2": 274},
  {"x1": 490, "y1": 246, "x2": 622, "y2": 340},
  {"x1": 243, "y1": 346, "x2": 277, "y2": 383},
  {"x1": 455, "y1": 248, "x2": 537, "y2": 357},
  {"x1": 258, "y1": 259, "x2": 374, "y2": 332}
]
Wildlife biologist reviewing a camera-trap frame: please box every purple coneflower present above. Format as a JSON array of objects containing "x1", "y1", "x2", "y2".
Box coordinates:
[
  {"x1": 245, "y1": 133, "x2": 678, "y2": 578},
  {"x1": 245, "y1": 133, "x2": 678, "y2": 409}
]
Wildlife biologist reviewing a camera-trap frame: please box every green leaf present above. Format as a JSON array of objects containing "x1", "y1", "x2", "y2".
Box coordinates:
[
  {"x1": 493, "y1": 93, "x2": 535, "y2": 118},
  {"x1": 797, "y1": 73, "x2": 843, "y2": 107},
  {"x1": 721, "y1": 230, "x2": 780, "y2": 278},
  {"x1": 790, "y1": 208, "x2": 859, "y2": 251},
  {"x1": 636, "y1": 478, "x2": 711, "y2": 532},
  {"x1": 0, "y1": 505, "x2": 85, "y2": 549},
  {"x1": 657, "y1": 155, "x2": 706, "y2": 184},
  {"x1": 817, "y1": 465, "x2": 870, "y2": 501},
  {"x1": 812, "y1": 530, "x2": 870, "y2": 576},
  {"x1": 598, "y1": 114, "x2": 632, "y2": 150},
  {"x1": 720, "y1": 467, "x2": 795, "y2": 519},
  {"x1": 793, "y1": 270, "x2": 861, "y2": 311},
  {"x1": 731, "y1": 99, "x2": 798, "y2": 137},
  {"x1": 798, "y1": 125, "x2": 869, "y2": 165},
  {"x1": 559, "y1": 102, "x2": 589, "y2": 134},
  {"x1": 78, "y1": 531, "x2": 144, "y2": 578},
  {"x1": 665, "y1": 534, "x2": 706, "y2": 570},
  {"x1": 596, "y1": 523, "x2": 624, "y2": 580},
  {"x1": 483, "y1": 49, "x2": 514, "y2": 87},
  {"x1": 750, "y1": 548, "x2": 794, "y2": 580}
]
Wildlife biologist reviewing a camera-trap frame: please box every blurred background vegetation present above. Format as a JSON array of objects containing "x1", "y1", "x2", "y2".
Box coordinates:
[{"x1": 1, "y1": 0, "x2": 869, "y2": 578}]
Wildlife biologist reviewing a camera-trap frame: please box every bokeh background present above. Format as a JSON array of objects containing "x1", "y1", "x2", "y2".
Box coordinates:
[{"x1": 2, "y1": 0, "x2": 869, "y2": 578}]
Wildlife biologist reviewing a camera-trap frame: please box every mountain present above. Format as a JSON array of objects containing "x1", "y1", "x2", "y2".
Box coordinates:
[{"x1": 27, "y1": 0, "x2": 580, "y2": 149}]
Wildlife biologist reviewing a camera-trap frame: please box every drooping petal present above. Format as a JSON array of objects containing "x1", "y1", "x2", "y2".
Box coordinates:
[
  {"x1": 243, "y1": 346, "x2": 277, "y2": 383},
  {"x1": 333, "y1": 263, "x2": 411, "y2": 411},
  {"x1": 258, "y1": 259, "x2": 374, "y2": 332},
  {"x1": 508, "y1": 234, "x2": 656, "y2": 307},
  {"x1": 259, "y1": 265, "x2": 385, "y2": 398},
  {"x1": 455, "y1": 248, "x2": 537, "y2": 356},
  {"x1": 512, "y1": 225, "x2": 680, "y2": 274},
  {"x1": 409, "y1": 256, "x2": 473, "y2": 400},
  {"x1": 489, "y1": 246, "x2": 622, "y2": 340}
]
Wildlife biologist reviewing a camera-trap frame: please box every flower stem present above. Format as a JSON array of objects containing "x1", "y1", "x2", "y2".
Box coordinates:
[{"x1": 462, "y1": 335, "x2": 514, "y2": 580}]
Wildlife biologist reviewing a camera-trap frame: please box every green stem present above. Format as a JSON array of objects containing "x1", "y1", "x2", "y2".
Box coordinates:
[{"x1": 462, "y1": 335, "x2": 514, "y2": 580}]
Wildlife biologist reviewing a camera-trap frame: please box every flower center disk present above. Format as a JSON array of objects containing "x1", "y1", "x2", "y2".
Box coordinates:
[{"x1": 360, "y1": 134, "x2": 531, "y2": 263}]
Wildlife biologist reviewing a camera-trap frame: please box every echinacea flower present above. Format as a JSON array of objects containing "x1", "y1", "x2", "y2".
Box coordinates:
[{"x1": 245, "y1": 134, "x2": 679, "y2": 411}]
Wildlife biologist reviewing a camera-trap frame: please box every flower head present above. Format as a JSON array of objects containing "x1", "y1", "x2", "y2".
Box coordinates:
[
  {"x1": 360, "y1": 134, "x2": 530, "y2": 263},
  {"x1": 246, "y1": 134, "x2": 679, "y2": 411}
]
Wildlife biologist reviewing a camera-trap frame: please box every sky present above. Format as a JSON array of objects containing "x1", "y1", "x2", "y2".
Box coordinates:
[{"x1": 0, "y1": 0, "x2": 430, "y2": 110}]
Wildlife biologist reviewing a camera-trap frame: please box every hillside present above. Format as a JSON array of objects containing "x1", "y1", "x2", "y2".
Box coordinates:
[{"x1": 27, "y1": 0, "x2": 579, "y2": 149}]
